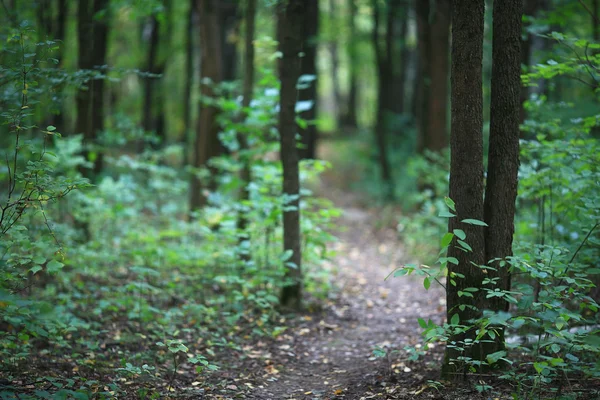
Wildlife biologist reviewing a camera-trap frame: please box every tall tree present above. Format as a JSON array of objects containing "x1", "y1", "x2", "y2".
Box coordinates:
[
  {"x1": 444, "y1": 0, "x2": 523, "y2": 376},
  {"x1": 443, "y1": 0, "x2": 486, "y2": 378},
  {"x1": 372, "y1": 0, "x2": 400, "y2": 198},
  {"x1": 482, "y1": 0, "x2": 523, "y2": 358},
  {"x1": 75, "y1": 0, "x2": 110, "y2": 179},
  {"x1": 416, "y1": 0, "x2": 450, "y2": 154},
  {"x1": 298, "y1": 0, "x2": 319, "y2": 159},
  {"x1": 343, "y1": 0, "x2": 359, "y2": 128},
  {"x1": 141, "y1": 10, "x2": 167, "y2": 147},
  {"x1": 390, "y1": 2, "x2": 410, "y2": 116},
  {"x1": 183, "y1": 0, "x2": 197, "y2": 164},
  {"x1": 190, "y1": 0, "x2": 224, "y2": 210},
  {"x1": 278, "y1": 0, "x2": 305, "y2": 309},
  {"x1": 237, "y1": 0, "x2": 257, "y2": 260},
  {"x1": 328, "y1": 0, "x2": 342, "y2": 128}
]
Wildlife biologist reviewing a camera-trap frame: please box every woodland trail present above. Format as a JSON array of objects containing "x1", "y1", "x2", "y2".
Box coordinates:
[{"x1": 247, "y1": 143, "x2": 447, "y2": 399}]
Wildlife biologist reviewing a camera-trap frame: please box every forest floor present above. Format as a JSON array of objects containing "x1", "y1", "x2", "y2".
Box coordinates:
[{"x1": 211, "y1": 140, "x2": 495, "y2": 400}]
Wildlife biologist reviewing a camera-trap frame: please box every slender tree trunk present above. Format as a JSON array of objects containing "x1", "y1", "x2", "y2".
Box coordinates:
[
  {"x1": 391, "y1": 5, "x2": 409, "y2": 115},
  {"x1": 76, "y1": 0, "x2": 109, "y2": 179},
  {"x1": 142, "y1": 15, "x2": 159, "y2": 136},
  {"x1": 426, "y1": 0, "x2": 450, "y2": 151},
  {"x1": 237, "y1": 0, "x2": 257, "y2": 259},
  {"x1": 482, "y1": 0, "x2": 523, "y2": 357},
  {"x1": 415, "y1": 0, "x2": 431, "y2": 153},
  {"x1": 371, "y1": 0, "x2": 396, "y2": 198},
  {"x1": 417, "y1": 0, "x2": 450, "y2": 153},
  {"x1": 90, "y1": 0, "x2": 109, "y2": 176},
  {"x1": 593, "y1": 0, "x2": 599, "y2": 42},
  {"x1": 298, "y1": 0, "x2": 319, "y2": 159},
  {"x1": 278, "y1": 0, "x2": 304, "y2": 310},
  {"x1": 52, "y1": 0, "x2": 67, "y2": 130},
  {"x1": 442, "y1": 0, "x2": 486, "y2": 379},
  {"x1": 190, "y1": 0, "x2": 224, "y2": 211},
  {"x1": 184, "y1": 0, "x2": 197, "y2": 164},
  {"x1": 344, "y1": 0, "x2": 359, "y2": 128},
  {"x1": 328, "y1": 0, "x2": 342, "y2": 128}
]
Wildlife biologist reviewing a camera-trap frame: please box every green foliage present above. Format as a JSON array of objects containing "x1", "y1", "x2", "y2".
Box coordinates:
[{"x1": 0, "y1": 16, "x2": 338, "y2": 396}]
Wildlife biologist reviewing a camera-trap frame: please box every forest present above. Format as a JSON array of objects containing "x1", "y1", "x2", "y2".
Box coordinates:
[{"x1": 0, "y1": 0, "x2": 599, "y2": 399}]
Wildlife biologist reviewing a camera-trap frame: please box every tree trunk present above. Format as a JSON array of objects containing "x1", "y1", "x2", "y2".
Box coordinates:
[
  {"x1": 76, "y1": 0, "x2": 109, "y2": 179},
  {"x1": 219, "y1": 2, "x2": 239, "y2": 82},
  {"x1": 183, "y1": 0, "x2": 197, "y2": 164},
  {"x1": 417, "y1": 0, "x2": 450, "y2": 154},
  {"x1": 278, "y1": 0, "x2": 304, "y2": 310},
  {"x1": 426, "y1": 0, "x2": 450, "y2": 152},
  {"x1": 390, "y1": 4, "x2": 409, "y2": 115},
  {"x1": 593, "y1": 0, "x2": 599, "y2": 42},
  {"x1": 190, "y1": 0, "x2": 224, "y2": 211},
  {"x1": 372, "y1": 0, "x2": 397, "y2": 198},
  {"x1": 344, "y1": 0, "x2": 359, "y2": 128},
  {"x1": 237, "y1": 0, "x2": 257, "y2": 259},
  {"x1": 482, "y1": 0, "x2": 523, "y2": 357},
  {"x1": 142, "y1": 14, "x2": 160, "y2": 137},
  {"x1": 442, "y1": 0, "x2": 486, "y2": 378},
  {"x1": 328, "y1": 0, "x2": 342, "y2": 129},
  {"x1": 415, "y1": 0, "x2": 431, "y2": 153},
  {"x1": 298, "y1": 0, "x2": 319, "y2": 159}
]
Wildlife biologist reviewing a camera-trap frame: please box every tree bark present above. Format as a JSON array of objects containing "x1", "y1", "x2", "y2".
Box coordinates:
[
  {"x1": 237, "y1": 0, "x2": 257, "y2": 258},
  {"x1": 442, "y1": 0, "x2": 486, "y2": 378},
  {"x1": 482, "y1": 0, "x2": 523, "y2": 356},
  {"x1": 183, "y1": 0, "x2": 197, "y2": 164},
  {"x1": 372, "y1": 0, "x2": 397, "y2": 198},
  {"x1": 76, "y1": 0, "x2": 109, "y2": 179},
  {"x1": 278, "y1": 0, "x2": 304, "y2": 310},
  {"x1": 328, "y1": 0, "x2": 342, "y2": 128},
  {"x1": 593, "y1": 0, "x2": 599, "y2": 42},
  {"x1": 298, "y1": 0, "x2": 319, "y2": 159},
  {"x1": 344, "y1": 0, "x2": 359, "y2": 128},
  {"x1": 190, "y1": 0, "x2": 224, "y2": 211},
  {"x1": 416, "y1": 0, "x2": 450, "y2": 154}
]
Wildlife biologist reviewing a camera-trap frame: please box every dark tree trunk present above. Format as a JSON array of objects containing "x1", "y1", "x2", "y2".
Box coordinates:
[
  {"x1": 415, "y1": 0, "x2": 431, "y2": 153},
  {"x1": 482, "y1": 0, "x2": 523, "y2": 356},
  {"x1": 278, "y1": 0, "x2": 305, "y2": 310},
  {"x1": 76, "y1": 0, "x2": 109, "y2": 179},
  {"x1": 190, "y1": 0, "x2": 224, "y2": 211},
  {"x1": 219, "y1": 2, "x2": 239, "y2": 82},
  {"x1": 372, "y1": 0, "x2": 398, "y2": 198},
  {"x1": 142, "y1": 15, "x2": 160, "y2": 136},
  {"x1": 328, "y1": 0, "x2": 342, "y2": 128},
  {"x1": 390, "y1": 4, "x2": 409, "y2": 116},
  {"x1": 426, "y1": 0, "x2": 450, "y2": 151},
  {"x1": 237, "y1": 0, "x2": 257, "y2": 257},
  {"x1": 183, "y1": 0, "x2": 197, "y2": 164},
  {"x1": 344, "y1": 0, "x2": 359, "y2": 128},
  {"x1": 298, "y1": 0, "x2": 319, "y2": 159},
  {"x1": 593, "y1": 0, "x2": 599, "y2": 42},
  {"x1": 416, "y1": 0, "x2": 450, "y2": 154},
  {"x1": 442, "y1": 0, "x2": 486, "y2": 378}
]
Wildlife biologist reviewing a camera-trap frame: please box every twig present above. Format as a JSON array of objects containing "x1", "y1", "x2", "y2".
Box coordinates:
[{"x1": 578, "y1": 0, "x2": 600, "y2": 24}]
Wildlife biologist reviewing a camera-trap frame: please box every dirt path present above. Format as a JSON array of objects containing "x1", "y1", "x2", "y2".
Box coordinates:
[{"x1": 248, "y1": 170, "x2": 446, "y2": 399}]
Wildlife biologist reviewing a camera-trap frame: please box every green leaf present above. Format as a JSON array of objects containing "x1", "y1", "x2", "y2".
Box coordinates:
[
  {"x1": 441, "y1": 233, "x2": 454, "y2": 248},
  {"x1": 457, "y1": 240, "x2": 472, "y2": 252},
  {"x1": 418, "y1": 318, "x2": 428, "y2": 329},
  {"x1": 423, "y1": 277, "x2": 431, "y2": 290},
  {"x1": 461, "y1": 219, "x2": 488, "y2": 226},
  {"x1": 486, "y1": 350, "x2": 507, "y2": 364},
  {"x1": 439, "y1": 210, "x2": 456, "y2": 218},
  {"x1": 46, "y1": 125, "x2": 56, "y2": 132},
  {"x1": 453, "y1": 229, "x2": 466, "y2": 240},
  {"x1": 444, "y1": 197, "x2": 456, "y2": 211},
  {"x1": 46, "y1": 260, "x2": 64, "y2": 273},
  {"x1": 450, "y1": 313, "x2": 460, "y2": 325}
]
